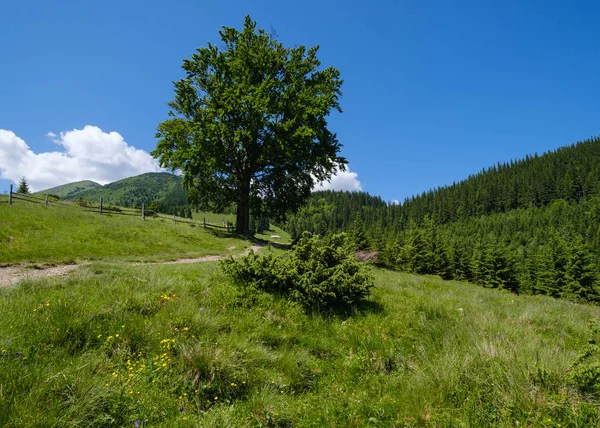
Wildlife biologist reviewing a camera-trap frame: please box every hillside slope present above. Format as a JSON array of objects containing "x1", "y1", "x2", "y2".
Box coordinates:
[
  {"x1": 64, "y1": 172, "x2": 188, "y2": 209},
  {"x1": 36, "y1": 180, "x2": 101, "y2": 198},
  {"x1": 284, "y1": 137, "x2": 600, "y2": 304},
  {"x1": 397, "y1": 135, "x2": 600, "y2": 225},
  {"x1": 0, "y1": 198, "x2": 246, "y2": 264},
  {"x1": 1, "y1": 260, "x2": 600, "y2": 425},
  {"x1": 3, "y1": 187, "x2": 600, "y2": 425}
]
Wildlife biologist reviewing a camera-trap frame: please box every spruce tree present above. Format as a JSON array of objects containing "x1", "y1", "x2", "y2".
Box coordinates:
[
  {"x1": 563, "y1": 236, "x2": 599, "y2": 302},
  {"x1": 349, "y1": 215, "x2": 370, "y2": 251},
  {"x1": 17, "y1": 177, "x2": 30, "y2": 194}
]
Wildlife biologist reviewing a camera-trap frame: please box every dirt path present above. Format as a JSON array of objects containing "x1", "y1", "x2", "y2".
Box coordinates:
[
  {"x1": 0, "y1": 245, "x2": 263, "y2": 287},
  {"x1": 0, "y1": 265, "x2": 80, "y2": 287},
  {"x1": 131, "y1": 245, "x2": 262, "y2": 265}
]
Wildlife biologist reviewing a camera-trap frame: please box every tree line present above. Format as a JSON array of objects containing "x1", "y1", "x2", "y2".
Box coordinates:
[{"x1": 282, "y1": 136, "x2": 600, "y2": 303}]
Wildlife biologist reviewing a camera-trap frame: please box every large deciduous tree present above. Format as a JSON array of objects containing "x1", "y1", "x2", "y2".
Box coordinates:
[{"x1": 153, "y1": 16, "x2": 346, "y2": 235}]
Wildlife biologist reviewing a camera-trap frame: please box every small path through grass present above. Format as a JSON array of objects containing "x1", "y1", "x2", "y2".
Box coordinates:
[
  {"x1": 0, "y1": 264, "x2": 80, "y2": 287},
  {"x1": 0, "y1": 245, "x2": 263, "y2": 287}
]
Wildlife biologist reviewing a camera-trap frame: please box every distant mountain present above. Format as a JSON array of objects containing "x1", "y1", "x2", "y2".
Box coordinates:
[
  {"x1": 64, "y1": 172, "x2": 188, "y2": 209},
  {"x1": 36, "y1": 180, "x2": 102, "y2": 199}
]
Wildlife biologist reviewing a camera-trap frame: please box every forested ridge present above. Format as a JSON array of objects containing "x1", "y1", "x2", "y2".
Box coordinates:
[
  {"x1": 283, "y1": 136, "x2": 600, "y2": 303},
  {"x1": 59, "y1": 172, "x2": 200, "y2": 216}
]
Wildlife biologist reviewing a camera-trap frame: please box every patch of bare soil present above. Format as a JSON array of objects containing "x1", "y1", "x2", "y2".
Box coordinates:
[{"x1": 0, "y1": 264, "x2": 79, "y2": 287}]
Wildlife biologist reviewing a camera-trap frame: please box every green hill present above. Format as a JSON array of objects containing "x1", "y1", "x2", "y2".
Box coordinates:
[
  {"x1": 36, "y1": 180, "x2": 101, "y2": 199},
  {"x1": 0, "y1": 195, "x2": 246, "y2": 264},
  {"x1": 64, "y1": 172, "x2": 188, "y2": 210},
  {"x1": 284, "y1": 136, "x2": 600, "y2": 304},
  {"x1": 3, "y1": 187, "x2": 600, "y2": 425}
]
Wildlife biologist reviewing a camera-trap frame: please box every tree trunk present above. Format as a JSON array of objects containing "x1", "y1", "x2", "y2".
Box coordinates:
[{"x1": 236, "y1": 196, "x2": 251, "y2": 236}]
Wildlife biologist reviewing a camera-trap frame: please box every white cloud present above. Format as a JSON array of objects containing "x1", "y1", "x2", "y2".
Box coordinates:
[
  {"x1": 391, "y1": 199, "x2": 400, "y2": 205},
  {"x1": 0, "y1": 126, "x2": 162, "y2": 191},
  {"x1": 314, "y1": 166, "x2": 362, "y2": 192}
]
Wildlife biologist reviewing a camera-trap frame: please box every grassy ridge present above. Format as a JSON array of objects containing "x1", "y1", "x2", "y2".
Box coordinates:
[
  {"x1": 1, "y1": 261, "x2": 600, "y2": 426},
  {"x1": 64, "y1": 172, "x2": 185, "y2": 207},
  {"x1": 35, "y1": 180, "x2": 101, "y2": 199},
  {"x1": 0, "y1": 201, "x2": 246, "y2": 265}
]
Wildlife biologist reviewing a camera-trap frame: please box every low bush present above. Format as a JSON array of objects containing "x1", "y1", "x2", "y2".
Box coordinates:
[{"x1": 221, "y1": 232, "x2": 374, "y2": 311}]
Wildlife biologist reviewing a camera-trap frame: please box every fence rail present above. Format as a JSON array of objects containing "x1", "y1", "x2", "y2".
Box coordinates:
[{"x1": 5, "y1": 184, "x2": 235, "y2": 232}]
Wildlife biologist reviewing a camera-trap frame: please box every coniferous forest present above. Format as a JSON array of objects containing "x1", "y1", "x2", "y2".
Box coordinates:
[{"x1": 283, "y1": 136, "x2": 600, "y2": 303}]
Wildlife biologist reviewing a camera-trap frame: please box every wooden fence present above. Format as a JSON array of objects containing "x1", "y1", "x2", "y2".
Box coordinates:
[{"x1": 4, "y1": 184, "x2": 235, "y2": 232}]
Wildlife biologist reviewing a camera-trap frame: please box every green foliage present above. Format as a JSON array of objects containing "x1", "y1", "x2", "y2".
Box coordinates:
[
  {"x1": 153, "y1": 15, "x2": 345, "y2": 234},
  {"x1": 67, "y1": 172, "x2": 190, "y2": 214},
  {"x1": 388, "y1": 136, "x2": 600, "y2": 225},
  {"x1": 348, "y1": 214, "x2": 370, "y2": 250},
  {"x1": 283, "y1": 147, "x2": 600, "y2": 303},
  {"x1": 249, "y1": 215, "x2": 269, "y2": 234},
  {"x1": 17, "y1": 176, "x2": 30, "y2": 194},
  {"x1": 570, "y1": 320, "x2": 600, "y2": 393},
  {"x1": 221, "y1": 232, "x2": 373, "y2": 310},
  {"x1": 283, "y1": 191, "x2": 387, "y2": 241}
]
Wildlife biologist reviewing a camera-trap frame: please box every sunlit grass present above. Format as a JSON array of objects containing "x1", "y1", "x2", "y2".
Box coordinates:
[
  {"x1": 0, "y1": 202, "x2": 247, "y2": 265},
  {"x1": 192, "y1": 211, "x2": 236, "y2": 226},
  {"x1": 2, "y1": 261, "x2": 600, "y2": 426},
  {"x1": 3, "y1": 197, "x2": 600, "y2": 425},
  {"x1": 254, "y1": 225, "x2": 291, "y2": 245}
]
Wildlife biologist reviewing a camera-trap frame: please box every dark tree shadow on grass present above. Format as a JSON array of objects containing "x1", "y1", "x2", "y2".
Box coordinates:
[
  {"x1": 308, "y1": 298, "x2": 386, "y2": 321},
  {"x1": 205, "y1": 227, "x2": 292, "y2": 250},
  {"x1": 204, "y1": 227, "x2": 244, "y2": 240}
]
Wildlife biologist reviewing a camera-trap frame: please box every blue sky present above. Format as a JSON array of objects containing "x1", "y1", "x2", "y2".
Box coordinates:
[{"x1": 1, "y1": 0, "x2": 599, "y2": 203}]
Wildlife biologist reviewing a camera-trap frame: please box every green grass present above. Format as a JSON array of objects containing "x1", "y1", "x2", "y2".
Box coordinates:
[
  {"x1": 191, "y1": 211, "x2": 291, "y2": 244},
  {"x1": 2, "y1": 258, "x2": 600, "y2": 426},
  {"x1": 192, "y1": 211, "x2": 236, "y2": 225},
  {"x1": 254, "y1": 225, "x2": 291, "y2": 245},
  {"x1": 3, "y1": 198, "x2": 600, "y2": 425},
  {"x1": 0, "y1": 201, "x2": 248, "y2": 265}
]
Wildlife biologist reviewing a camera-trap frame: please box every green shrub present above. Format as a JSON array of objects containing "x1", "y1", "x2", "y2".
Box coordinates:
[
  {"x1": 570, "y1": 320, "x2": 600, "y2": 392},
  {"x1": 221, "y1": 232, "x2": 374, "y2": 311}
]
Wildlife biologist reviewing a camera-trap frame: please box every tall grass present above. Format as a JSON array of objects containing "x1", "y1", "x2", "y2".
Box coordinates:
[{"x1": 1, "y1": 259, "x2": 599, "y2": 426}]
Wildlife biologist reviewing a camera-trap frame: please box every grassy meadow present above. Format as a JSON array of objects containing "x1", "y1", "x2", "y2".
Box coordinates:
[
  {"x1": 192, "y1": 211, "x2": 291, "y2": 245},
  {"x1": 2, "y1": 264, "x2": 600, "y2": 425},
  {"x1": 2, "y1": 199, "x2": 600, "y2": 426},
  {"x1": 0, "y1": 201, "x2": 248, "y2": 265}
]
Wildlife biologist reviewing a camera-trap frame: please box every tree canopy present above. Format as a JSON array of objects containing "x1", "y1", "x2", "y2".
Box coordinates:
[{"x1": 153, "y1": 16, "x2": 345, "y2": 235}]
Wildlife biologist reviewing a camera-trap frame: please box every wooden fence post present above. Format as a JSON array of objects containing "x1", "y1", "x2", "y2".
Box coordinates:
[
  {"x1": 100, "y1": 198, "x2": 103, "y2": 215},
  {"x1": 203, "y1": 217, "x2": 206, "y2": 228},
  {"x1": 142, "y1": 203, "x2": 145, "y2": 221},
  {"x1": 9, "y1": 184, "x2": 12, "y2": 205},
  {"x1": 226, "y1": 221, "x2": 229, "y2": 232},
  {"x1": 45, "y1": 194, "x2": 48, "y2": 206}
]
